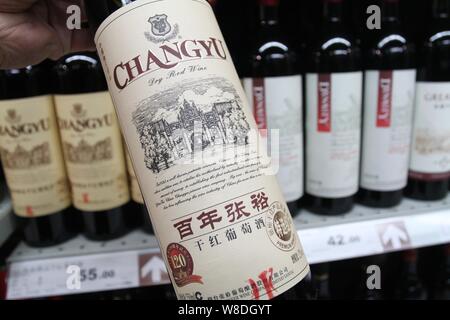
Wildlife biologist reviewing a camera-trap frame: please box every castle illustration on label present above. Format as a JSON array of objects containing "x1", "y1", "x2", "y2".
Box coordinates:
[{"x1": 133, "y1": 78, "x2": 251, "y2": 173}]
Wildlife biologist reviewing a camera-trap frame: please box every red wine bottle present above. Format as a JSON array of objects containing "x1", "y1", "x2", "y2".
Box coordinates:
[
  {"x1": 0, "y1": 63, "x2": 78, "y2": 247},
  {"x1": 358, "y1": 0, "x2": 416, "y2": 208},
  {"x1": 406, "y1": 0, "x2": 450, "y2": 200},
  {"x1": 125, "y1": 149, "x2": 153, "y2": 234},
  {"x1": 243, "y1": 0, "x2": 303, "y2": 216},
  {"x1": 305, "y1": 0, "x2": 363, "y2": 215},
  {"x1": 86, "y1": 0, "x2": 310, "y2": 300},
  {"x1": 53, "y1": 52, "x2": 132, "y2": 241},
  {"x1": 311, "y1": 263, "x2": 331, "y2": 300},
  {"x1": 395, "y1": 249, "x2": 427, "y2": 300},
  {"x1": 433, "y1": 244, "x2": 450, "y2": 300}
]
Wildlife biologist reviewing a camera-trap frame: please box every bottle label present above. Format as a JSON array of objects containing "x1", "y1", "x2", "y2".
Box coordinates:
[
  {"x1": 95, "y1": 0, "x2": 308, "y2": 300},
  {"x1": 306, "y1": 72, "x2": 363, "y2": 198},
  {"x1": 409, "y1": 82, "x2": 450, "y2": 180},
  {"x1": 125, "y1": 149, "x2": 145, "y2": 204},
  {"x1": 243, "y1": 76, "x2": 304, "y2": 202},
  {"x1": 361, "y1": 69, "x2": 416, "y2": 191},
  {"x1": 0, "y1": 95, "x2": 71, "y2": 217},
  {"x1": 54, "y1": 91, "x2": 130, "y2": 211}
]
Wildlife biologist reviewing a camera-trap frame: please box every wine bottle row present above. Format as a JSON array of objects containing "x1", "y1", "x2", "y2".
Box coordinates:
[
  {"x1": 0, "y1": 55, "x2": 153, "y2": 248},
  {"x1": 235, "y1": 0, "x2": 450, "y2": 215}
]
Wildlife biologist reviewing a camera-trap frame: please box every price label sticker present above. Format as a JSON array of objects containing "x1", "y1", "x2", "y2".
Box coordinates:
[
  {"x1": 405, "y1": 209, "x2": 450, "y2": 246},
  {"x1": 438, "y1": 210, "x2": 450, "y2": 242},
  {"x1": 299, "y1": 222, "x2": 382, "y2": 264},
  {"x1": 7, "y1": 251, "x2": 139, "y2": 300}
]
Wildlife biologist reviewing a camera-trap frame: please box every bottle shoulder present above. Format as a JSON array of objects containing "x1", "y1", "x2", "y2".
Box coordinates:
[
  {"x1": 364, "y1": 31, "x2": 415, "y2": 69},
  {"x1": 0, "y1": 64, "x2": 49, "y2": 99},
  {"x1": 424, "y1": 29, "x2": 450, "y2": 47},
  {"x1": 248, "y1": 31, "x2": 300, "y2": 77},
  {"x1": 306, "y1": 32, "x2": 362, "y2": 73},
  {"x1": 53, "y1": 52, "x2": 107, "y2": 94},
  {"x1": 54, "y1": 52, "x2": 102, "y2": 73}
]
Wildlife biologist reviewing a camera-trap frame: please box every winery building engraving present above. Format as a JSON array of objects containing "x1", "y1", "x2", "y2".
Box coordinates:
[{"x1": 133, "y1": 77, "x2": 251, "y2": 173}]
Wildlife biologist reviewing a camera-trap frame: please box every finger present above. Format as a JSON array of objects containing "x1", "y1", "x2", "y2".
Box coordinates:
[
  {"x1": 0, "y1": 11, "x2": 63, "y2": 68},
  {"x1": 0, "y1": 0, "x2": 38, "y2": 13},
  {"x1": 71, "y1": 27, "x2": 95, "y2": 53}
]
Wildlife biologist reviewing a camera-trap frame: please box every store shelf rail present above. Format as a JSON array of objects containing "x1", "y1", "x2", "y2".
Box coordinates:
[{"x1": 5, "y1": 194, "x2": 450, "y2": 299}]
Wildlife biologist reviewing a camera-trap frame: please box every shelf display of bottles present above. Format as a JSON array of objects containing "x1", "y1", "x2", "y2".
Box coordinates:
[
  {"x1": 0, "y1": 0, "x2": 449, "y2": 301},
  {"x1": 0, "y1": 63, "x2": 78, "y2": 247}
]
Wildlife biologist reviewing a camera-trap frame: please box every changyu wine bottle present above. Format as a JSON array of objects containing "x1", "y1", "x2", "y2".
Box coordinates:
[
  {"x1": 0, "y1": 63, "x2": 78, "y2": 247},
  {"x1": 125, "y1": 148, "x2": 153, "y2": 234},
  {"x1": 53, "y1": 52, "x2": 132, "y2": 241},
  {"x1": 358, "y1": 0, "x2": 416, "y2": 208},
  {"x1": 406, "y1": 0, "x2": 450, "y2": 200},
  {"x1": 243, "y1": 0, "x2": 304, "y2": 216},
  {"x1": 86, "y1": 0, "x2": 309, "y2": 300}
]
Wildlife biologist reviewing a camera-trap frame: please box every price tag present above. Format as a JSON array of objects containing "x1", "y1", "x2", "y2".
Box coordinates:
[
  {"x1": 299, "y1": 222, "x2": 382, "y2": 264},
  {"x1": 404, "y1": 209, "x2": 450, "y2": 246},
  {"x1": 7, "y1": 251, "x2": 139, "y2": 300},
  {"x1": 437, "y1": 210, "x2": 450, "y2": 242}
]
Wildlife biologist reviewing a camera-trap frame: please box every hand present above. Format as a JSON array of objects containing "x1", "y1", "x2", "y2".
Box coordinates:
[{"x1": 0, "y1": 0, "x2": 94, "y2": 69}]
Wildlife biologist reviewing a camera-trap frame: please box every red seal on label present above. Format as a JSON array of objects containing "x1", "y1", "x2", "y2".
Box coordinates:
[{"x1": 167, "y1": 243, "x2": 203, "y2": 287}]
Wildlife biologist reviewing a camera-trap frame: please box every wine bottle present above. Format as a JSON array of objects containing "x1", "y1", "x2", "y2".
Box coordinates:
[
  {"x1": 305, "y1": 0, "x2": 363, "y2": 215},
  {"x1": 406, "y1": 0, "x2": 450, "y2": 200},
  {"x1": 358, "y1": 0, "x2": 416, "y2": 208},
  {"x1": 243, "y1": 0, "x2": 304, "y2": 216},
  {"x1": 311, "y1": 263, "x2": 331, "y2": 300},
  {"x1": 125, "y1": 149, "x2": 153, "y2": 234},
  {"x1": 86, "y1": 0, "x2": 309, "y2": 300},
  {"x1": 395, "y1": 249, "x2": 427, "y2": 300},
  {"x1": 433, "y1": 244, "x2": 450, "y2": 300},
  {"x1": 0, "y1": 63, "x2": 77, "y2": 247},
  {"x1": 53, "y1": 52, "x2": 131, "y2": 241}
]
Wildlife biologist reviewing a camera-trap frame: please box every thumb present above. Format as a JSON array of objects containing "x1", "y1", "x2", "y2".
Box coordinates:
[{"x1": 0, "y1": 11, "x2": 64, "y2": 69}]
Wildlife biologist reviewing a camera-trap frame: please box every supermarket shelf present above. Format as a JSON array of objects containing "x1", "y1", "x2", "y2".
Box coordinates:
[
  {"x1": 6, "y1": 194, "x2": 450, "y2": 299},
  {"x1": 0, "y1": 197, "x2": 13, "y2": 247},
  {"x1": 296, "y1": 196, "x2": 450, "y2": 264}
]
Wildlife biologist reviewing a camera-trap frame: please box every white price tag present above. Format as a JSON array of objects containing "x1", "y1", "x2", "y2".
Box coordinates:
[
  {"x1": 7, "y1": 251, "x2": 139, "y2": 300},
  {"x1": 405, "y1": 209, "x2": 450, "y2": 246},
  {"x1": 438, "y1": 210, "x2": 450, "y2": 242},
  {"x1": 299, "y1": 223, "x2": 382, "y2": 264}
]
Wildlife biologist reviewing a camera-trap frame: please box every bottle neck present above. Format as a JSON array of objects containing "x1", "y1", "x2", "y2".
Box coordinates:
[
  {"x1": 403, "y1": 251, "x2": 419, "y2": 276},
  {"x1": 381, "y1": 0, "x2": 400, "y2": 24},
  {"x1": 323, "y1": 0, "x2": 344, "y2": 23},
  {"x1": 86, "y1": 0, "x2": 135, "y2": 31},
  {"x1": 433, "y1": 0, "x2": 450, "y2": 19},
  {"x1": 446, "y1": 245, "x2": 450, "y2": 270},
  {"x1": 258, "y1": 1, "x2": 280, "y2": 27},
  {"x1": 315, "y1": 274, "x2": 330, "y2": 298}
]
